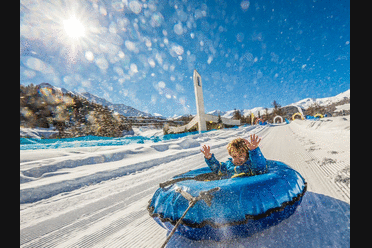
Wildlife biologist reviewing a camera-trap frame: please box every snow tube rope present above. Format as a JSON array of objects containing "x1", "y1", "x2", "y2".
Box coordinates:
[{"x1": 160, "y1": 187, "x2": 221, "y2": 248}]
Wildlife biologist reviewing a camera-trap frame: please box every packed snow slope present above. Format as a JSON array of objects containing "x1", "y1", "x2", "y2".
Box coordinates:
[{"x1": 20, "y1": 116, "x2": 350, "y2": 247}]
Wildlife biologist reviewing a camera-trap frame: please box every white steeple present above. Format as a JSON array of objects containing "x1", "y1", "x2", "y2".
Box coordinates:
[{"x1": 193, "y1": 70, "x2": 207, "y2": 132}]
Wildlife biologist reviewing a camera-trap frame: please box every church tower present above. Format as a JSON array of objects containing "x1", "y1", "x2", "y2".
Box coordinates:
[{"x1": 193, "y1": 70, "x2": 207, "y2": 132}]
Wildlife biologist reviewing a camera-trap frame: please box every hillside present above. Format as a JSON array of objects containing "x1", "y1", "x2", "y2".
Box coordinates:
[
  {"x1": 34, "y1": 83, "x2": 152, "y2": 118},
  {"x1": 79, "y1": 92, "x2": 152, "y2": 118},
  {"x1": 20, "y1": 83, "x2": 134, "y2": 138}
]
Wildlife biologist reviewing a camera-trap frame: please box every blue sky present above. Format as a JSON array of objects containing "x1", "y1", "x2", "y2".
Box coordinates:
[{"x1": 20, "y1": 0, "x2": 350, "y2": 117}]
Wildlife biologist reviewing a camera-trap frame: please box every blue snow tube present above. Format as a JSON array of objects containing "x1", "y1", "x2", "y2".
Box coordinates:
[{"x1": 147, "y1": 160, "x2": 307, "y2": 241}]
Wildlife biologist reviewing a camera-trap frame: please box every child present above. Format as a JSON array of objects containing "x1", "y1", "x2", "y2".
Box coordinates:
[{"x1": 200, "y1": 134, "x2": 267, "y2": 178}]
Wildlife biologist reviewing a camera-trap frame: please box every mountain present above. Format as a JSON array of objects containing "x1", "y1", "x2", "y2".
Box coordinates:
[
  {"x1": 208, "y1": 89, "x2": 350, "y2": 118},
  {"x1": 79, "y1": 92, "x2": 152, "y2": 117},
  {"x1": 288, "y1": 89, "x2": 350, "y2": 109},
  {"x1": 36, "y1": 83, "x2": 151, "y2": 118},
  {"x1": 78, "y1": 92, "x2": 113, "y2": 108},
  {"x1": 110, "y1": 104, "x2": 152, "y2": 118},
  {"x1": 208, "y1": 107, "x2": 273, "y2": 119}
]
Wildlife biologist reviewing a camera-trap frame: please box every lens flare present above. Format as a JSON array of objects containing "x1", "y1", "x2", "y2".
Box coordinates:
[{"x1": 63, "y1": 16, "x2": 85, "y2": 39}]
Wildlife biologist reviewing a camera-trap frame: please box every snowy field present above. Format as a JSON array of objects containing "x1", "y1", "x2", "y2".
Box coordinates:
[{"x1": 20, "y1": 116, "x2": 350, "y2": 247}]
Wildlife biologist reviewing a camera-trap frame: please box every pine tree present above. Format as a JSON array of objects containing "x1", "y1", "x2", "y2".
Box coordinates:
[
  {"x1": 232, "y1": 109, "x2": 242, "y2": 120},
  {"x1": 217, "y1": 114, "x2": 222, "y2": 124},
  {"x1": 272, "y1": 100, "x2": 283, "y2": 116},
  {"x1": 272, "y1": 100, "x2": 281, "y2": 109}
]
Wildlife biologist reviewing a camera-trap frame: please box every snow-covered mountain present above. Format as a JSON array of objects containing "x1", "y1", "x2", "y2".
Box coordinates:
[
  {"x1": 78, "y1": 92, "x2": 113, "y2": 107},
  {"x1": 208, "y1": 89, "x2": 350, "y2": 118},
  {"x1": 208, "y1": 107, "x2": 274, "y2": 119},
  {"x1": 79, "y1": 92, "x2": 152, "y2": 117},
  {"x1": 37, "y1": 83, "x2": 152, "y2": 117},
  {"x1": 288, "y1": 89, "x2": 350, "y2": 109}
]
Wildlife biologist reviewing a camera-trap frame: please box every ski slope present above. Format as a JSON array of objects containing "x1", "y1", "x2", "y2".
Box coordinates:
[{"x1": 20, "y1": 116, "x2": 350, "y2": 247}]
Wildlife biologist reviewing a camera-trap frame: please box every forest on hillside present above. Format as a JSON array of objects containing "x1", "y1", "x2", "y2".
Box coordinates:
[{"x1": 20, "y1": 84, "x2": 133, "y2": 138}]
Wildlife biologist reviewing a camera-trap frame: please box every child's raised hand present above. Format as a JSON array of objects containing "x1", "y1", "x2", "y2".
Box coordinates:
[
  {"x1": 201, "y1": 145, "x2": 212, "y2": 159},
  {"x1": 244, "y1": 134, "x2": 262, "y2": 150}
]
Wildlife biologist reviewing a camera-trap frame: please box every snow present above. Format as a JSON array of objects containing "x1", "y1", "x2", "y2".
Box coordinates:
[
  {"x1": 20, "y1": 116, "x2": 349, "y2": 247},
  {"x1": 131, "y1": 126, "x2": 163, "y2": 137},
  {"x1": 334, "y1": 103, "x2": 350, "y2": 112},
  {"x1": 288, "y1": 89, "x2": 350, "y2": 109},
  {"x1": 20, "y1": 127, "x2": 58, "y2": 139},
  {"x1": 153, "y1": 113, "x2": 164, "y2": 118}
]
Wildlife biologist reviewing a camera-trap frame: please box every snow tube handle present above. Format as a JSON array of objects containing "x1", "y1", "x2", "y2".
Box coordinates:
[
  {"x1": 198, "y1": 187, "x2": 220, "y2": 207},
  {"x1": 159, "y1": 172, "x2": 223, "y2": 188},
  {"x1": 176, "y1": 187, "x2": 220, "y2": 207}
]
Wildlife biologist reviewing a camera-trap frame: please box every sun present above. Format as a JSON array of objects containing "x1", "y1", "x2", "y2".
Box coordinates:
[{"x1": 63, "y1": 16, "x2": 85, "y2": 39}]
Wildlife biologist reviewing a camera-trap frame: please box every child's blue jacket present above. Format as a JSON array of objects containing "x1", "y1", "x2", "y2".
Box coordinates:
[{"x1": 205, "y1": 147, "x2": 267, "y2": 178}]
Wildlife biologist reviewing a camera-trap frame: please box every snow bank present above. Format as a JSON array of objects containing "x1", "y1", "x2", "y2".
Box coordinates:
[
  {"x1": 20, "y1": 127, "x2": 58, "y2": 139},
  {"x1": 292, "y1": 115, "x2": 350, "y2": 132},
  {"x1": 335, "y1": 103, "x2": 350, "y2": 112},
  {"x1": 132, "y1": 126, "x2": 163, "y2": 137}
]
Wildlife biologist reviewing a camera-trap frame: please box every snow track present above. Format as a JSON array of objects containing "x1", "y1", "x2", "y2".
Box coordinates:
[{"x1": 20, "y1": 119, "x2": 349, "y2": 247}]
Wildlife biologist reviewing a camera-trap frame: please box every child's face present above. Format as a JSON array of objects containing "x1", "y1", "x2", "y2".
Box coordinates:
[{"x1": 231, "y1": 152, "x2": 248, "y2": 166}]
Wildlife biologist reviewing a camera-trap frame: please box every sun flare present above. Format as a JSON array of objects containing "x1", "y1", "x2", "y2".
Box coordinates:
[{"x1": 63, "y1": 16, "x2": 85, "y2": 39}]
